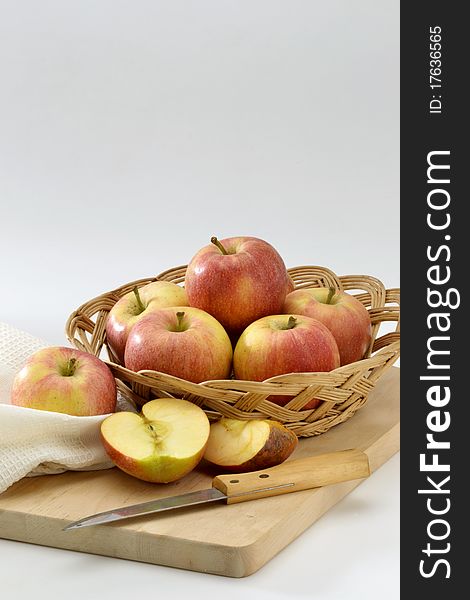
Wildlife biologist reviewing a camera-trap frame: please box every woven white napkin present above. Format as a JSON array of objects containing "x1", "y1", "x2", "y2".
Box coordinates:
[{"x1": 0, "y1": 322, "x2": 134, "y2": 494}]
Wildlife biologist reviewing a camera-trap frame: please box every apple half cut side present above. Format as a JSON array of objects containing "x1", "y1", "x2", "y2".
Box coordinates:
[
  {"x1": 204, "y1": 418, "x2": 298, "y2": 473},
  {"x1": 101, "y1": 398, "x2": 210, "y2": 483}
]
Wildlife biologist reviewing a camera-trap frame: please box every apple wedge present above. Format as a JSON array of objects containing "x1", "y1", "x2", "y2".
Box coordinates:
[
  {"x1": 101, "y1": 398, "x2": 210, "y2": 483},
  {"x1": 204, "y1": 418, "x2": 298, "y2": 473}
]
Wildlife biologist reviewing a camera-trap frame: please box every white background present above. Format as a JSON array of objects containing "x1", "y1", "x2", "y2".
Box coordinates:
[{"x1": 0, "y1": 1, "x2": 399, "y2": 598}]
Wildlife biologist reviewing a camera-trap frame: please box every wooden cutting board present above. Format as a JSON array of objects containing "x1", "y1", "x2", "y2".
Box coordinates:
[{"x1": 0, "y1": 367, "x2": 399, "y2": 577}]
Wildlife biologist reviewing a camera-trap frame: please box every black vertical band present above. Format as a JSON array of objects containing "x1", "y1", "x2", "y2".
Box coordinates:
[{"x1": 400, "y1": 2, "x2": 466, "y2": 595}]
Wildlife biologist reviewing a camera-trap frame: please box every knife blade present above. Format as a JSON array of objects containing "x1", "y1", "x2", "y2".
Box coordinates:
[{"x1": 63, "y1": 448, "x2": 370, "y2": 531}]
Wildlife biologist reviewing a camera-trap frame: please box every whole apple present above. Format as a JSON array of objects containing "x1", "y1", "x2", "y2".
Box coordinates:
[
  {"x1": 124, "y1": 306, "x2": 233, "y2": 383},
  {"x1": 106, "y1": 281, "x2": 188, "y2": 363},
  {"x1": 233, "y1": 314, "x2": 340, "y2": 409},
  {"x1": 283, "y1": 287, "x2": 372, "y2": 365},
  {"x1": 11, "y1": 346, "x2": 117, "y2": 416},
  {"x1": 185, "y1": 236, "x2": 289, "y2": 333}
]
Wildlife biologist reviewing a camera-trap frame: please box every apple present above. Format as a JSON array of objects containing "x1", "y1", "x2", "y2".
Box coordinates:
[
  {"x1": 283, "y1": 287, "x2": 372, "y2": 365},
  {"x1": 11, "y1": 346, "x2": 116, "y2": 416},
  {"x1": 101, "y1": 398, "x2": 210, "y2": 483},
  {"x1": 185, "y1": 236, "x2": 289, "y2": 333},
  {"x1": 286, "y1": 274, "x2": 295, "y2": 295},
  {"x1": 106, "y1": 281, "x2": 188, "y2": 363},
  {"x1": 124, "y1": 306, "x2": 233, "y2": 383},
  {"x1": 204, "y1": 417, "x2": 298, "y2": 472},
  {"x1": 233, "y1": 314, "x2": 340, "y2": 409}
]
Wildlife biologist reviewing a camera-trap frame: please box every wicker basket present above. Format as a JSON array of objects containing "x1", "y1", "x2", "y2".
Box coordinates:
[{"x1": 65, "y1": 265, "x2": 400, "y2": 437}]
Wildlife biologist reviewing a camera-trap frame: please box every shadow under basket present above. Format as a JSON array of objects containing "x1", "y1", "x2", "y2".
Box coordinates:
[{"x1": 65, "y1": 265, "x2": 400, "y2": 438}]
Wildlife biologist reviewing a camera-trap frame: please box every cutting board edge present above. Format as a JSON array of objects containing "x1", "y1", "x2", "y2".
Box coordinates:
[{"x1": 0, "y1": 510, "x2": 258, "y2": 577}]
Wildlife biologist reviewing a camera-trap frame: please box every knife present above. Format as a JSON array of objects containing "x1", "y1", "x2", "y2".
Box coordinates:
[{"x1": 63, "y1": 448, "x2": 370, "y2": 531}]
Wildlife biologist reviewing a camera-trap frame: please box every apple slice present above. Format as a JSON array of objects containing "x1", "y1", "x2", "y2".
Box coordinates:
[
  {"x1": 204, "y1": 418, "x2": 298, "y2": 473},
  {"x1": 101, "y1": 398, "x2": 210, "y2": 483}
]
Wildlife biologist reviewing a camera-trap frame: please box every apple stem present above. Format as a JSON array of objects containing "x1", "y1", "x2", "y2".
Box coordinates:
[
  {"x1": 176, "y1": 311, "x2": 186, "y2": 332},
  {"x1": 286, "y1": 316, "x2": 297, "y2": 330},
  {"x1": 64, "y1": 357, "x2": 77, "y2": 377},
  {"x1": 326, "y1": 287, "x2": 336, "y2": 305},
  {"x1": 211, "y1": 236, "x2": 228, "y2": 255},
  {"x1": 133, "y1": 286, "x2": 145, "y2": 313}
]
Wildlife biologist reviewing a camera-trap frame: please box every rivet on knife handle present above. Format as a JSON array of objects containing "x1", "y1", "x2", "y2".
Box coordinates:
[{"x1": 212, "y1": 449, "x2": 370, "y2": 504}]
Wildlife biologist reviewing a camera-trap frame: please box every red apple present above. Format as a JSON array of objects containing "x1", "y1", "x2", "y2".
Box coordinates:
[
  {"x1": 106, "y1": 281, "x2": 188, "y2": 363},
  {"x1": 286, "y1": 274, "x2": 295, "y2": 295},
  {"x1": 283, "y1": 288, "x2": 372, "y2": 365},
  {"x1": 11, "y1": 346, "x2": 117, "y2": 416},
  {"x1": 233, "y1": 314, "x2": 340, "y2": 409},
  {"x1": 124, "y1": 307, "x2": 233, "y2": 383},
  {"x1": 185, "y1": 236, "x2": 289, "y2": 333}
]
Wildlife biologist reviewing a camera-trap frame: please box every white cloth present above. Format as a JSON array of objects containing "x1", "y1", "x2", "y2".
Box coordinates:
[{"x1": 0, "y1": 322, "x2": 134, "y2": 494}]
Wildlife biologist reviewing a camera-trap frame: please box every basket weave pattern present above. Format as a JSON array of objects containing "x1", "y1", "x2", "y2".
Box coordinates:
[{"x1": 66, "y1": 265, "x2": 400, "y2": 437}]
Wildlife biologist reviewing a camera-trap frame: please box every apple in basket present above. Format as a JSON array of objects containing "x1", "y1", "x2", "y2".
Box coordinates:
[
  {"x1": 11, "y1": 346, "x2": 117, "y2": 416},
  {"x1": 286, "y1": 274, "x2": 295, "y2": 295},
  {"x1": 106, "y1": 281, "x2": 188, "y2": 363},
  {"x1": 124, "y1": 307, "x2": 233, "y2": 383},
  {"x1": 185, "y1": 236, "x2": 289, "y2": 334},
  {"x1": 204, "y1": 418, "x2": 298, "y2": 472},
  {"x1": 283, "y1": 288, "x2": 372, "y2": 365},
  {"x1": 233, "y1": 314, "x2": 340, "y2": 410},
  {"x1": 101, "y1": 398, "x2": 210, "y2": 483}
]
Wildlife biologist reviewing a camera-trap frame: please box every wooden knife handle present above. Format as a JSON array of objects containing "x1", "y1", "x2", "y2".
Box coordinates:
[{"x1": 211, "y1": 449, "x2": 370, "y2": 504}]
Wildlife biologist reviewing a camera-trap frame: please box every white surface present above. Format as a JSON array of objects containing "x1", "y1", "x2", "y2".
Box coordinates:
[{"x1": 0, "y1": 1, "x2": 399, "y2": 598}]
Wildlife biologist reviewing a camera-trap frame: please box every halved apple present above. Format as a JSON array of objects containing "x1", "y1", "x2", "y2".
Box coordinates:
[
  {"x1": 101, "y1": 398, "x2": 210, "y2": 483},
  {"x1": 204, "y1": 418, "x2": 298, "y2": 473}
]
